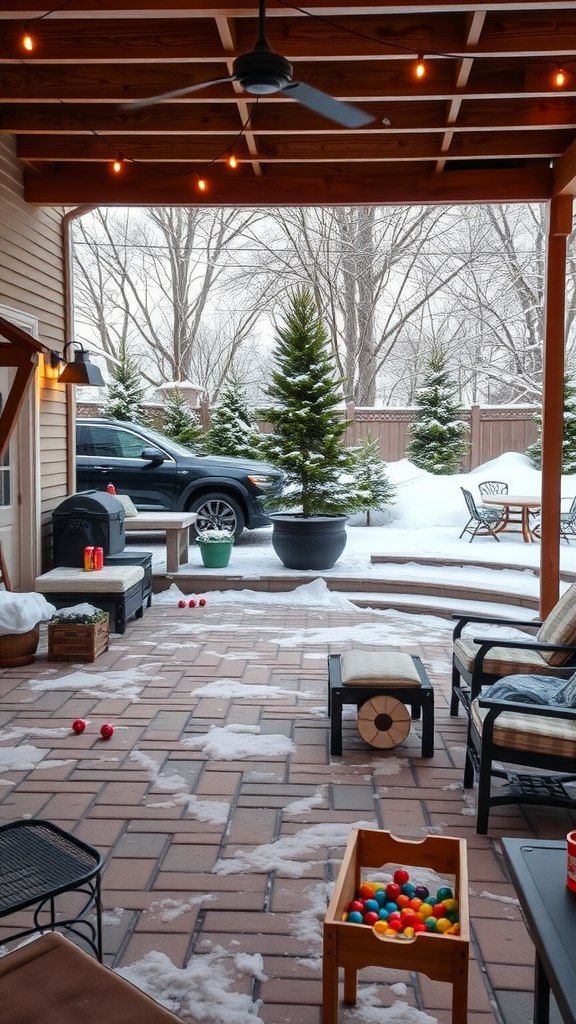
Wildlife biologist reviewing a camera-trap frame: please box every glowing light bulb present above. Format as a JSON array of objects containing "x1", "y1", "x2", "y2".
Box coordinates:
[
  {"x1": 22, "y1": 31, "x2": 33, "y2": 52},
  {"x1": 228, "y1": 154, "x2": 238, "y2": 169},
  {"x1": 112, "y1": 157, "x2": 124, "y2": 174},
  {"x1": 415, "y1": 56, "x2": 426, "y2": 79},
  {"x1": 197, "y1": 175, "x2": 207, "y2": 192},
  {"x1": 554, "y1": 68, "x2": 567, "y2": 87}
]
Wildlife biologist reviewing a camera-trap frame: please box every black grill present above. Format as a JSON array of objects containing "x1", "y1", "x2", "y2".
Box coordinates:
[{"x1": 52, "y1": 490, "x2": 126, "y2": 567}]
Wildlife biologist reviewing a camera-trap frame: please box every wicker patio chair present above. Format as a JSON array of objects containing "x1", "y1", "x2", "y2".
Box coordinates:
[
  {"x1": 463, "y1": 675, "x2": 576, "y2": 833},
  {"x1": 459, "y1": 487, "x2": 505, "y2": 542},
  {"x1": 450, "y1": 583, "x2": 576, "y2": 717}
]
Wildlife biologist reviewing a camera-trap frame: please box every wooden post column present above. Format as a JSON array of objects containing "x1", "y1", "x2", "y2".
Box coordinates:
[{"x1": 540, "y1": 195, "x2": 573, "y2": 618}]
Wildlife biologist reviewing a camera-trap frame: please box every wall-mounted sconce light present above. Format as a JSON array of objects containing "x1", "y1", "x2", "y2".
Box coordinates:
[{"x1": 56, "y1": 342, "x2": 106, "y2": 386}]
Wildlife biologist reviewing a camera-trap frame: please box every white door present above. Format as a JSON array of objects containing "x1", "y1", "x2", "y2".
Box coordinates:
[{"x1": 0, "y1": 367, "x2": 19, "y2": 586}]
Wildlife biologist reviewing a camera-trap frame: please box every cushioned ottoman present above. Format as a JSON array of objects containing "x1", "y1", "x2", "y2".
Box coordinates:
[
  {"x1": 328, "y1": 651, "x2": 434, "y2": 757},
  {"x1": 34, "y1": 565, "x2": 146, "y2": 635},
  {"x1": 0, "y1": 932, "x2": 183, "y2": 1024}
]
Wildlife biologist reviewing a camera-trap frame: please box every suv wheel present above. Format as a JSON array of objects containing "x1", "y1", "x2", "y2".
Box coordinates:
[{"x1": 189, "y1": 493, "x2": 245, "y2": 539}]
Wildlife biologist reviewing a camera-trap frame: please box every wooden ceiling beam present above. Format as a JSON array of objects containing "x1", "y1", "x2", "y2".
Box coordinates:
[
  {"x1": 2, "y1": 2, "x2": 576, "y2": 17},
  {"x1": 17, "y1": 130, "x2": 571, "y2": 162},
  {"x1": 4, "y1": 98, "x2": 576, "y2": 134},
  {"x1": 22, "y1": 162, "x2": 554, "y2": 206},
  {"x1": 1, "y1": 14, "x2": 576, "y2": 62},
  {"x1": 0, "y1": 62, "x2": 571, "y2": 103}
]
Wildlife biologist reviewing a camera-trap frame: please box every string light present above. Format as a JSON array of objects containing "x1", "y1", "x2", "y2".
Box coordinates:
[
  {"x1": 415, "y1": 55, "x2": 426, "y2": 79},
  {"x1": 554, "y1": 67, "x2": 567, "y2": 87},
  {"x1": 227, "y1": 153, "x2": 238, "y2": 169},
  {"x1": 21, "y1": 27, "x2": 34, "y2": 51},
  {"x1": 112, "y1": 155, "x2": 124, "y2": 173},
  {"x1": 196, "y1": 174, "x2": 207, "y2": 192}
]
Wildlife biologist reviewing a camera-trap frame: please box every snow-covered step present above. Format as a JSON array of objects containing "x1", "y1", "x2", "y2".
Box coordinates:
[{"x1": 341, "y1": 591, "x2": 539, "y2": 621}]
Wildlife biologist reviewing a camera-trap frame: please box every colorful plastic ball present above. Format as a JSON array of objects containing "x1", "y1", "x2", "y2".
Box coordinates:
[
  {"x1": 446, "y1": 910, "x2": 459, "y2": 924},
  {"x1": 72, "y1": 719, "x2": 86, "y2": 734},
  {"x1": 347, "y1": 911, "x2": 364, "y2": 924},
  {"x1": 199, "y1": 598, "x2": 207, "y2": 606},
  {"x1": 413, "y1": 921, "x2": 428, "y2": 933},
  {"x1": 385, "y1": 882, "x2": 401, "y2": 902},
  {"x1": 424, "y1": 917, "x2": 438, "y2": 932},
  {"x1": 363, "y1": 899, "x2": 379, "y2": 914},
  {"x1": 373, "y1": 920, "x2": 388, "y2": 935},
  {"x1": 178, "y1": 600, "x2": 186, "y2": 608},
  {"x1": 447, "y1": 923, "x2": 460, "y2": 935},
  {"x1": 401, "y1": 882, "x2": 416, "y2": 898},
  {"x1": 443, "y1": 898, "x2": 458, "y2": 913},
  {"x1": 189, "y1": 599, "x2": 196, "y2": 608},
  {"x1": 378, "y1": 909, "x2": 389, "y2": 921},
  {"x1": 374, "y1": 888, "x2": 387, "y2": 905},
  {"x1": 432, "y1": 903, "x2": 447, "y2": 919},
  {"x1": 419, "y1": 903, "x2": 433, "y2": 918},
  {"x1": 387, "y1": 917, "x2": 402, "y2": 932},
  {"x1": 394, "y1": 868, "x2": 410, "y2": 885},
  {"x1": 403, "y1": 926, "x2": 415, "y2": 938},
  {"x1": 363, "y1": 911, "x2": 379, "y2": 926},
  {"x1": 100, "y1": 723, "x2": 114, "y2": 739},
  {"x1": 409, "y1": 898, "x2": 423, "y2": 912},
  {"x1": 384, "y1": 902, "x2": 399, "y2": 915},
  {"x1": 414, "y1": 885, "x2": 429, "y2": 901},
  {"x1": 400, "y1": 911, "x2": 417, "y2": 928},
  {"x1": 435, "y1": 918, "x2": 452, "y2": 933},
  {"x1": 427, "y1": 897, "x2": 438, "y2": 906},
  {"x1": 359, "y1": 883, "x2": 375, "y2": 900},
  {"x1": 347, "y1": 900, "x2": 364, "y2": 914},
  {"x1": 436, "y1": 886, "x2": 453, "y2": 901},
  {"x1": 396, "y1": 894, "x2": 410, "y2": 909}
]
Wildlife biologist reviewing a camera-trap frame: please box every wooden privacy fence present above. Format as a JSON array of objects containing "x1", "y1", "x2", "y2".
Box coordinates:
[{"x1": 77, "y1": 401, "x2": 539, "y2": 470}]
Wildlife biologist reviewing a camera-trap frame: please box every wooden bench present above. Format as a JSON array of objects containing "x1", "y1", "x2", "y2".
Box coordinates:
[
  {"x1": 123, "y1": 511, "x2": 197, "y2": 573},
  {"x1": 34, "y1": 565, "x2": 146, "y2": 635},
  {"x1": 328, "y1": 651, "x2": 435, "y2": 757}
]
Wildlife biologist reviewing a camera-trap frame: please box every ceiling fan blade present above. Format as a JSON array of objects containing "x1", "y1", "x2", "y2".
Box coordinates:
[
  {"x1": 122, "y1": 77, "x2": 234, "y2": 112},
  {"x1": 281, "y1": 81, "x2": 374, "y2": 128}
]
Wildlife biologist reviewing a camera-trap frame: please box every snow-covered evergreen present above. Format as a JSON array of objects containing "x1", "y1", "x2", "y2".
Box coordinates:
[
  {"x1": 161, "y1": 388, "x2": 204, "y2": 449},
  {"x1": 101, "y1": 339, "x2": 148, "y2": 423},
  {"x1": 259, "y1": 288, "x2": 358, "y2": 516},
  {"x1": 352, "y1": 431, "x2": 396, "y2": 525},
  {"x1": 206, "y1": 373, "x2": 261, "y2": 459},
  {"x1": 405, "y1": 346, "x2": 469, "y2": 474},
  {"x1": 526, "y1": 371, "x2": 576, "y2": 474}
]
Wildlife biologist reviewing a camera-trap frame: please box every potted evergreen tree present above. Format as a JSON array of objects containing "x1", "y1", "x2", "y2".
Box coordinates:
[{"x1": 259, "y1": 288, "x2": 358, "y2": 570}]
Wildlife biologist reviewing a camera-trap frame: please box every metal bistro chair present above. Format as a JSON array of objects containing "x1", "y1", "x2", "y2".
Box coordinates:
[
  {"x1": 478, "y1": 480, "x2": 523, "y2": 531},
  {"x1": 560, "y1": 496, "x2": 576, "y2": 543},
  {"x1": 0, "y1": 819, "x2": 104, "y2": 960},
  {"x1": 459, "y1": 487, "x2": 505, "y2": 542}
]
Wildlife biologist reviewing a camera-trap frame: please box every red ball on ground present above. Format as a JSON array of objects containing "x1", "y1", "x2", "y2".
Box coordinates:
[
  {"x1": 100, "y1": 723, "x2": 114, "y2": 739},
  {"x1": 199, "y1": 598, "x2": 206, "y2": 606},
  {"x1": 189, "y1": 599, "x2": 196, "y2": 607},
  {"x1": 72, "y1": 719, "x2": 86, "y2": 734},
  {"x1": 178, "y1": 600, "x2": 186, "y2": 608}
]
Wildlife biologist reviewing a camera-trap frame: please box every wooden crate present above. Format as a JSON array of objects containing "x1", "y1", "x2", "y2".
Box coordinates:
[
  {"x1": 47, "y1": 615, "x2": 109, "y2": 663},
  {"x1": 323, "y1": 829, "x2": 469, "y2": 1024}
]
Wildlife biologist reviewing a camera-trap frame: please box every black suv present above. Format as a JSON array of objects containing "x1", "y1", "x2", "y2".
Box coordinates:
[{"x1": 76, "y1": 418, "x2": 282, "y2": 538}]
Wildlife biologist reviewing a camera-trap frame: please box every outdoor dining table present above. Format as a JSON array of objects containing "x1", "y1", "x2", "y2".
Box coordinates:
[{"x1": 482, "y1": 495, "x2": 541, "y2": 544}]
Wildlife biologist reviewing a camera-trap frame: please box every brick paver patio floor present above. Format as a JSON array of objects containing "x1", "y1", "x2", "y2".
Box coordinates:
[{"x1": 0, "y1": 599, "x2": 573, "y2": 1024}]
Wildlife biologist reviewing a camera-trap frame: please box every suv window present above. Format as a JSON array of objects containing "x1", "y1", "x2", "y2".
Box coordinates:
[{"x1": 78, "y1": 424, "x2": 151, "y2": 459}]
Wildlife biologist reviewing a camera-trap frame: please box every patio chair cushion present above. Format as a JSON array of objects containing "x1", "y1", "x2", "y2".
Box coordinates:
[
  {"x1": 35, "y1": 566, "x2": 144, "y2": 594},
  {"x1": 537, "y1": 583, "x2": 576, "y2": 665},
  {"x1": 471, "y1": 700, "x2": 576, "y2": 759},
  {"x1": 453, "y1": 637, "x2": 551, "y2": 676},
  {"x1": 339, "y1": 651, "x2": 422, "y2": 686}
]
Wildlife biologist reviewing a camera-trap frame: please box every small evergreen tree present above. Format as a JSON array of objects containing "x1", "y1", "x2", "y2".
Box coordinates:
[
  {"x1": 352, "y1": 431, "x2": 396, "y2": 525},
  {"x1": 206, "y1": 372, "x2": 262, "y2": 458},
  {"x1": 161, "y1": 387, "x2": 204, "y2": 449},
  {"x1": 101, "y1": 339, "x2": 148, "y2": 423},
  {"x1": 405, "y1": 345, "x2": 469, "y2": 474},
  {"x1": 525, "y1": 371, "x2": 576, "y2": 474},
  {"x1": 259, "y1": 288, "x2": 358, "y2": 516}
]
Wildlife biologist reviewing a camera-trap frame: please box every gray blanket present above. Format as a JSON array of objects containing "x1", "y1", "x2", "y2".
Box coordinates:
[{"x1": 483, "y1": 672, "x2": 576, "y2": 708}]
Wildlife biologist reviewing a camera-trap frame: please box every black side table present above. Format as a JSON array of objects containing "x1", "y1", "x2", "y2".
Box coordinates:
[
  {"x1": 0, "y1": 819, "x2": 104, "y2": 961},
  {"x1": 501, "y1": 838, "x2": 576, "y2": 1024}
]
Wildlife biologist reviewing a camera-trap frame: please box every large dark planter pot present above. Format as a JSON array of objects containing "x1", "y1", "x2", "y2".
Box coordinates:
[{"x1": 269, "y1": 513, "x2": 349, "y2": 570}]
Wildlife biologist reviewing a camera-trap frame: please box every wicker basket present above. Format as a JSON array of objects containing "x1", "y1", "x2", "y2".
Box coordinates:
[{"x1": 0, "y1": 624, "x2": 40, "y2": 667}]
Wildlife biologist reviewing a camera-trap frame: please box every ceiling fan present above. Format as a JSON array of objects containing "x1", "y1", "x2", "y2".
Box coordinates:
[{"x1": 124, "y1": 0, "x2": 374, "y2": 129}]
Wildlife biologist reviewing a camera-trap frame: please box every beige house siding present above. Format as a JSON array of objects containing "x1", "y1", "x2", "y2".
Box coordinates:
[{"x1": 0, "y1": 136, "x2": 69, "y2": 581}]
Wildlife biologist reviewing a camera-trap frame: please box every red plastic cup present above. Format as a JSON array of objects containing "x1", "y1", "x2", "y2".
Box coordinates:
[{"x1": 567, "y1": 830, "x2": 576, "y2": 891}]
